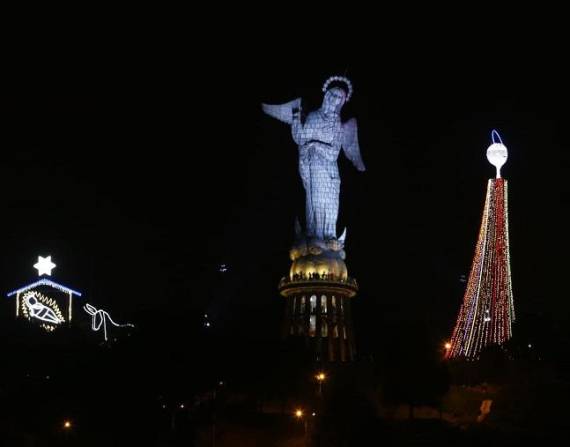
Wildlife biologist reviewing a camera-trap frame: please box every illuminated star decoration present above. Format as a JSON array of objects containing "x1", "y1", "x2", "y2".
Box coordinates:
[
  {"x1": 84, "y1": 303, "x2": 134, "y2": 341},
  {"x1": 34, "y1": 256, "x2": 56, "y2": 276}
]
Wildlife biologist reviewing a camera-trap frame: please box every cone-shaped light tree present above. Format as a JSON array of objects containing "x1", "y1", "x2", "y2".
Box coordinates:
[{"x1": 447, "y1": 130, "x2": 515, "y2": 359}]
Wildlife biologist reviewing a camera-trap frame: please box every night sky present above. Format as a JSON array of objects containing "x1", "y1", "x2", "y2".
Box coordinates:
[{"x1": 2, "y1": 37, "x2": 568, "y2": 356}]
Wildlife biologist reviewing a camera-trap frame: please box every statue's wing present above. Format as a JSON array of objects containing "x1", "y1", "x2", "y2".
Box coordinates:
[
  {"x1": 261, "y1": 98, "x2": 301, "y2": 124},
  {"x1": 342, "y1": 118, "x2": 366, "y2": 171}
]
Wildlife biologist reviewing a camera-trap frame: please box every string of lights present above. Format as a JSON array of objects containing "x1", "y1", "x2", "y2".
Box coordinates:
[
  {"x1": 7, "y1": 278, "x2": 82, "y2": 297},
  {"x1": 84, "y1": 303, "x2": 134, "y2": 341},
  {"x1": 21, "y1": 290, "x2": 65, "y2": 331},
  {"x1": 447, "y1": 132, "x2": 515, "y2": 359},
  {"x1": 447, "y1": 178, "x2": 515, "y2": 358}
]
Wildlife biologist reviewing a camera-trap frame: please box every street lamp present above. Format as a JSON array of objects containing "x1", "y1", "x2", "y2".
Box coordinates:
[
  {"x1": 62, "y1": 420, "x2": 72, "y2": 443},
  {"x1": 443, "y1": 342, "x2": 452, "y2": 360},
  {"x1": 294, "y1": 408, "x2": 308, "y2": 441},
  {"x1": 315, "y1": 372, "x2": 326, "y2": 396}
]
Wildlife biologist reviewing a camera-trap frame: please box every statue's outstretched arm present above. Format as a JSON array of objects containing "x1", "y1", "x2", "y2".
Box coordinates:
[
  {"x1": 261, "y1": 98, "x2": 302, "y2": 124},
  {"x1": 342, "y1": 118, "x2": 366, "y2": 171}
]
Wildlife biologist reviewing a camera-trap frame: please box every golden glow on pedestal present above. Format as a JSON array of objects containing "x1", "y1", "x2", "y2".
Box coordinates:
[
  {"x1": 295, "y1": 409, "x2": 303, "y2": 418},
  {"x1": 290, "y1": 253, "x2": 348, "y2": 281}
]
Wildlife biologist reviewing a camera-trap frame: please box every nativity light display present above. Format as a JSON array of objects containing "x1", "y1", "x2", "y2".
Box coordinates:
[
  {"x1": 7, "y1": 256, "x2": 82, "y2": 331},
  {"x1": 446, "y1": 130, "x2": 515, "y2": 359}
]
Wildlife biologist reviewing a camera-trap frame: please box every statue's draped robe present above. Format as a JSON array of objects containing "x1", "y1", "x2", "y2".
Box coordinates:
[
  {"x1": 262, "y1": 95, "x2": 364, "y2": 242},
  {"x1": 292, "y1": 110, "x2": 343, "y2": 240}
]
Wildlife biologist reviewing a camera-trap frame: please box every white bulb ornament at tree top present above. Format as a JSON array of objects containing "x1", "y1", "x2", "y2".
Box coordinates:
[
  {"x1": 84, "y1": 303, "x2": 134, "y2": 341},
  {"x1": 486, "y1": 129, "x2": 508, "y2": 178}
]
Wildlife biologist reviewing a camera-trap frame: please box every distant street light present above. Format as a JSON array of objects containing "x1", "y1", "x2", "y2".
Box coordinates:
[
  {"x1": 444, "y1": 342, "x2": 451, "y2": 350},
  {"x1": 294, "y1": 408, "x2": 308, "y2": 444},
  {"x1": 62, "y1": 419, "x2": 72, "y2": 443},
  {"x1": 315, "y1": 372, "x2": 326, "y2": 396}
]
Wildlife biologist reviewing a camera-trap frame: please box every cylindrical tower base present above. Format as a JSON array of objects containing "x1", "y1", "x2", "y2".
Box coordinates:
[{"x1": 279, "y1": 276, "x2": 358, "y2": 363}]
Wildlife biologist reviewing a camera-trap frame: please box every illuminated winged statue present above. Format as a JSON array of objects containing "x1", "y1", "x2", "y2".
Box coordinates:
[{"x1": 262, "y1": 76, "x2": 365, "y2": 242}]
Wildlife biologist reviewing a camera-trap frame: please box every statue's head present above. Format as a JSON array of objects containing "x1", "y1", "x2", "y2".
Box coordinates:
[
  {"x1": 322, "y1": 88, "x2": 347, "y2": 114},
  {"x1": 321, "y1": 76, "x2": 353, "y2": 114}
]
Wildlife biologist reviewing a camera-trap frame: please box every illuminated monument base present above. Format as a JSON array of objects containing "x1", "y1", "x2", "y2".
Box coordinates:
[{"x1": 278, "y1": 237, "x2": 358, "y2": 363}]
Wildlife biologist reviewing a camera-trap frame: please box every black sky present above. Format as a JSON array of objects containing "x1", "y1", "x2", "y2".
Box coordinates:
[{"x1": 2, "y1": 33, "x2": 568, "y2": 351}]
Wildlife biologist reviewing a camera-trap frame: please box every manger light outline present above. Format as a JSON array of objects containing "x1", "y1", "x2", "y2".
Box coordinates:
[{"x1": 21, "y1": 290, "x2": 65, "y2": 328}]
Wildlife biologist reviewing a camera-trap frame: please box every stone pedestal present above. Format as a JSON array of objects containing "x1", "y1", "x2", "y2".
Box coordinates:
[{"x1": 278, "y1": 238, "x2": 358, "y2": 362}]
